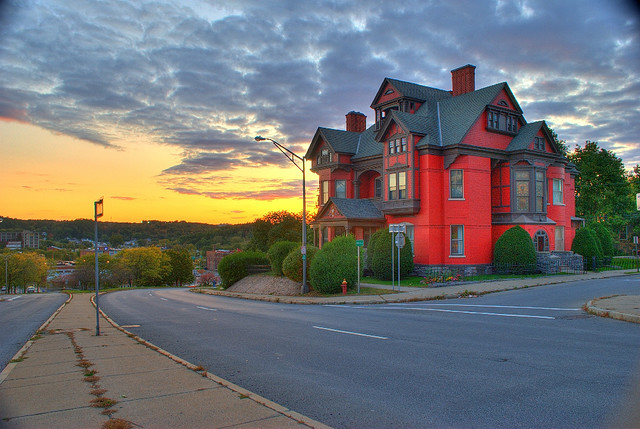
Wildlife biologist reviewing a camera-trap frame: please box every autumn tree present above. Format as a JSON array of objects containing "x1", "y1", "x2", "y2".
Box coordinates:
[
  {"x1": 113, "y1": 247, "x2": 169, "y2": 287},
  {"x1": 3, "y1": 252, "x2": 48, "y2": 293},
  {"x1": 247, "y1": 211, "x2": 312, "y2": 252},
  {"x1": 74, "y1": 253, "x2": 114, "y2": 290}
]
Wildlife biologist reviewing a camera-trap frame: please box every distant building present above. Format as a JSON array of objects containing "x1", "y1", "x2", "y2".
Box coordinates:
[
  {"x1": 0, "y1": 230, "x2": 40, "y2": 249},
  {"x1": 206, "y1": 248, "x2": 239, "y2": 272}
]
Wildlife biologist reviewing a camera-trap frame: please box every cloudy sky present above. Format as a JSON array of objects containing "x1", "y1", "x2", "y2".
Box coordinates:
[{"x1": 0, "y1": 0, "x2": 638, "y2": 224}]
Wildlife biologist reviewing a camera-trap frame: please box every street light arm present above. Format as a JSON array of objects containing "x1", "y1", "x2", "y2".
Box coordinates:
[{"x1": 254, "y1": 136, "x2": 304, "y2": 172}]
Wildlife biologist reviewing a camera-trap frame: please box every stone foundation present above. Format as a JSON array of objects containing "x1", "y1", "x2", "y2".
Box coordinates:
[{"x1": 536, "y1": 251, "x2": 584, "y2": 274}]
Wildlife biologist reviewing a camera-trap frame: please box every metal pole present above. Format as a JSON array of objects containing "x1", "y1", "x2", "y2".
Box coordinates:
[
  {"x1": 301, "y1": 162, "x2": 308, "y2": 294},
  {"x1": 398, "y1": 237, "x2": 401, "y2": 289},
  {"x1": 94, "y1": 202, "x2": 100, "y2": 336},
  {"x1": 391, "y1": 231, "x2": 395, "y2": 291},
  {"x1": 4, "y1": 256, "x2": 7, "y2": 294},
  {"x1": 357, "y1": 246, "x2": 361, "y2": 294}
]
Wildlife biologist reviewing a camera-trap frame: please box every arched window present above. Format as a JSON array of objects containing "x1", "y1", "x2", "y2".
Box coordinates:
[{"x1": 534, "y1": 230, "x2": 549, "y2": 252}]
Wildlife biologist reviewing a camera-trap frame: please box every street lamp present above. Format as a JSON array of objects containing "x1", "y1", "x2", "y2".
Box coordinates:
[
  {"x1": 94, "y1": 197, "x2": 104, "y2": 336},
  {"x1": 254, "y1": 136, "x2": 308, "y2": 294}
]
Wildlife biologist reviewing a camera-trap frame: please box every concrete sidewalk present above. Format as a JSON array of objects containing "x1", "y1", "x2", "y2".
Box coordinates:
[{"x1": 0, "y1": 293, "x2": 329, "y2": 429}]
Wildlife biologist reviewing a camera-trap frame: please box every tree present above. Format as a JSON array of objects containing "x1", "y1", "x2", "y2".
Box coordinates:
[
  {"x1": 568, "y1": 141, "x2": 633, "y2": 230},
  {"x1": 247, "y1": 211, "x2": 311, "y2": 252},
  {"x1": 109, "y1": 233, "x2": 124, "y2": 248},
  {"x1": 113, "y1": 247, "x2": 169, "y2": 287},
  {"x1": 8, "y1": 252, "x2": 48, "y2": 293},
  {"x1": 74, "y1": 253, "x2": 114, "y2": 290},
  {"x1": 165, "y1": 246, "x2": 195, "y2": 286}
]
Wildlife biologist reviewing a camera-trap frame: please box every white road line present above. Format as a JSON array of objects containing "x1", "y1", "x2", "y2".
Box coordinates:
[
  {"x1": 196, "y1": 306, "x2": 216, "y2": 311},
  {"x1": 159, "y1": 297, "x2": 168, "y2": 301},
  {"x1": 384, "y1": 307, "x2": 556, "y2": 319},
  {"x1": 313, "y1": 326, "x2": 388, "y2": 340},
  {"x1": 391, "y1": 303, "x2": 581, "y2": 311},
  {"x1": 7, "y1": 296, "x2": 21, "y2": 301}
]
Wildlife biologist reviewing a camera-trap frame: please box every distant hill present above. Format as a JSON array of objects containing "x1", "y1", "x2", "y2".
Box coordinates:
[{"x1": 0, "y1": 217, "x2": 253, "y2": 251}]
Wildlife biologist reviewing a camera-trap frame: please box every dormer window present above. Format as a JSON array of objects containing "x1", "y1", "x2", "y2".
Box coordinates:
[
  {"x1": 534, "y1": 137, "x2": 545, "y2": 151},
  {"x1": 317, "y1": 148, "x2": 332, "y2": 165},
  {"x1": 384, "y1": 89, "x2": 394, "y2": 95},
  {"x1": 486, "y1": 106, "x2": 519, "y2": 135}
]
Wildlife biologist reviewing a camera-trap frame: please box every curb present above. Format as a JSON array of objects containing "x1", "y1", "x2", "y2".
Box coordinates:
[
  {"x1": 0, "y1": 292, "x2": 72, "y2": 385},
  {"x1": 585, "y1": 298, "x2": 640, "y2": 324},
  {"x1": 93, "y1": 294, "x2": 332, "y2": 429}
]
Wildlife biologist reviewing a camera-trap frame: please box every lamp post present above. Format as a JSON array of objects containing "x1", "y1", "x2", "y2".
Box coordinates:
[
  {"x1": 94, "y1": 198, "x2": 104, "y2": 336},
  {"x1": 254, "y1": 136, "x2": 308, "y2": 294},
  {"x1": 0, "y1": 219, "x2": 6, "y2": 294}
]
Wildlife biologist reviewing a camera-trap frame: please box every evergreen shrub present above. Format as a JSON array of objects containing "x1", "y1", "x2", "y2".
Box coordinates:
[
  {"x1": 267, "y1": 241, "x2": 298, "y2": 276},
  {"x1": 591, "y1": 223, "x2": 614, "y2": 257},
  {"x1": 369, "y1": 231, "x2": 413, "y2": 280},
  {"x1": 366, "y1": 229, "x2": 386, "y2": 271},
  {"x1": 217, "y1": 251, "x2": 269, "y2": 288},
  {"x1": 493, "y1": 226, "x2": 537, "y2": 274},
  {"x1": 571, "y1": 227, "x2": 602, "y2": 270},
  {"x1": 309, "y1": 236, "x2": 360, "y2": 294},
  {"x1": 282, "y1": 245, "x2": 319, "y2": 283}
]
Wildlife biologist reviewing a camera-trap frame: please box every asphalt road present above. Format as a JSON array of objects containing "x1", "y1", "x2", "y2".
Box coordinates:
[
  {"x1": 100, "y1": 277, "x2": 640, "y2": 428},
  {"x1": 0, "y1": 292, "x2": 68, "y2": 370}
]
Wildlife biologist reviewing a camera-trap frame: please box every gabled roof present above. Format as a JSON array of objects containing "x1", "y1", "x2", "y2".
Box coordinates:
[
  {"x1": 351, "y1": 125, "x2": 381, "y2": 160},
  {"x1": 317, "y1": 197, "x2": 384, "y2": 221},
  {"x1": 371, "y1": 78, "x2": 451, "y2": 107},
  {"x1": 375, "y1": 110, "x2": 430, "y2": 141},
  {"x1": 507, "y1": 120, "x2": 561, "y2": 153},
  {"x1": 436, "y1": 82, "x2": 507, "y2": 147},
  {"x1": 305, "y1": 127, "x2": 361, "y2": 159}
]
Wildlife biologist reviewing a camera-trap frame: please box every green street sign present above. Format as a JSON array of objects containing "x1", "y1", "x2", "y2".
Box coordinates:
[{"x1": 356, "y1": 240, "x2": 364, "y2": 247}]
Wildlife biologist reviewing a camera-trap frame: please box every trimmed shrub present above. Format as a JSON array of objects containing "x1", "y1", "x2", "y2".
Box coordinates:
[
  {"x1": 267, "y1": 241, "x2": 298, "y2": 276},
  {"x1": 366, "y1": 229, "x2": 387, "y2": 271},
  {"x1": 591, "y1": 223, "x2": 614, "y2": 257},
  {"x1": 369, "y1": 231, "x2": 413, "y2": 280},
  {"x1": 572, "y1": 227, "x2": 602, "y2": 270},
  {"x1": 282, "y1": 245, "x2": 319, "y2": 283},
  {"x1": 309, "y1": 236, "x2": 360, "y2": 294},
  {"x1": 217, "y1": 251, "x2": 268, "y2": 288},
  {"x1": 493, "y1": 226, "x2": 537, "y2": 274}
]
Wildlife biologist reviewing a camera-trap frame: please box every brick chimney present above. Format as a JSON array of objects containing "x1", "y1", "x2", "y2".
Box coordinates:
[
  {"x1": 451, "y1": 64, "x2": 476, "y2": 96},
  {"x1": 346, "y1": 111, "x2": 366, "y2": 133}
]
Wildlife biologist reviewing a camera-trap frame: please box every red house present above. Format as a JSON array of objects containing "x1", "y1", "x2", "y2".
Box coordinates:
[{"x1": 305, "y1": 65, "x2": 580, "y2": 273}]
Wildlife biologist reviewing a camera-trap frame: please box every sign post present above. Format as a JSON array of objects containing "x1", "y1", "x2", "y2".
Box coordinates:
[
  {"x1": 356, "y1": 240, "x2": 364, "y2": 293},
  {"x1": 634, "y1": 236, "x2": 638, "y2": 273},
  {"x1": 94, "y1": 198, "x2": 103, "y2": 336},
  {"x1": 389, "y1": 224, "x2": 406, "y2": 292}
]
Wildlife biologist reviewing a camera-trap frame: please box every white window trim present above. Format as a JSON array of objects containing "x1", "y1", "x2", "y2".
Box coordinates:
[
  {"x1": 450, "y1": 225, "x2": 465, "y2": 257},
  {"x1": 449, "y1": 169, "x2": 465, "y2": 200}
]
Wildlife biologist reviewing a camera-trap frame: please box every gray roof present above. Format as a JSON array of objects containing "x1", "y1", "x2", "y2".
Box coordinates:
[
  {"x1": 507, "y1": 121, "x2": 544, "y2": 151},
  {"x1": 435, "y1": 82, "x2": 507, "y2": 147},
  {"x1": 376, "y1": 78, "x2": 451, "y2": 106},
  {"x1": 352, "y1": 125, "x2": 381, "y2": 159},
  {"x1": 329, "y1": 198, "x2": 384, "y2": 220}
]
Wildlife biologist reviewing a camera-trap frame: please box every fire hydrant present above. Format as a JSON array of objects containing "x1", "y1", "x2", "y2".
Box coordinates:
[{"x1": 341, "y1": 279, "x2": 347, "y2": 295}]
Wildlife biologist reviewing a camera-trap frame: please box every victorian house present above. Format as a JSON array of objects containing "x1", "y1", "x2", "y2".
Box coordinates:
[{"x1": 304, "y1": 65, "x2": 580, "y2": 272}]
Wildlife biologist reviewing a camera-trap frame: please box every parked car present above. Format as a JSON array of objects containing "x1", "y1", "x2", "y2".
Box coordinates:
[{"x1": 26, "y1": 286, "x2": 37, "y2": 293}]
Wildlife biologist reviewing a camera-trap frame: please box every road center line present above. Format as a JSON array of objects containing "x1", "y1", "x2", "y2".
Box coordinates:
[
  {"x1": 196, "y1": 306, "x2": 216, "y2": 311},
  {"x1": 313, "y1": 326, "x2": 388, "y2": 340},
  {"x1": 159, "y1": 297, "x2": 168, "y2": 301}
]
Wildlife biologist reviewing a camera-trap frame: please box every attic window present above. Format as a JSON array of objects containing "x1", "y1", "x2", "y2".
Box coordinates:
[
  {"x1": 486, "y1": 106, "x2": 519, "y2": 135},
  {"x1": 317, "y1": 148, "x2": 333, "y2": 165},
  {"x1": 384, "y1": 89, "x2": 394, "y2": 95},
  {"x1": 534, "y1": 137, "x2": 545, "y2": 151},
  {"x1": 498, "y1": 100, "x2": 508, "y2": 107}
]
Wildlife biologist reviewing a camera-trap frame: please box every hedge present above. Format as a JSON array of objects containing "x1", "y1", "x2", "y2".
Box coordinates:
[
  {"x1": 267, "y1": 241, "x2": 298, "y2": 276},
  {"x1": 591, "y1": 223, "x2": 614, "y2": 257},
  {"x1": 282, "y1": 245, "x2": 319, "y2": 283},
  {"x1": 309, "y1": 235, "x2": 360, "y2": 294},
  {"x1": 217, "y1": 251, "x2": 269, "y2": 288}
]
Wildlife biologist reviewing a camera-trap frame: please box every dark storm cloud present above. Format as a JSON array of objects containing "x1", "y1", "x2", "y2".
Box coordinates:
[{"x1": 1, "y1": 0, "x2": 639, "y2": 195}]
